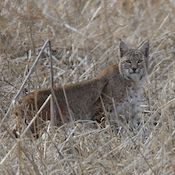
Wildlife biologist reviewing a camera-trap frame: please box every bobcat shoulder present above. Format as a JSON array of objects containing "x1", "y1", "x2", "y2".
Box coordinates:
[{"x1": 13, "y1": 40, "x2": 149, "y2": 137}]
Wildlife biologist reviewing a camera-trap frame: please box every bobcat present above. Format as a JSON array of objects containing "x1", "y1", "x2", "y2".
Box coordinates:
[{"x1": 13, "y1": 40, "x2": 149, "y2": 138}]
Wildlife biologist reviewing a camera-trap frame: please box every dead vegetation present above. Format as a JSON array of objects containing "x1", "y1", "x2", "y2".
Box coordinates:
[{"x1": 1, "y1": 0, "x2": 175, "y2": 174}]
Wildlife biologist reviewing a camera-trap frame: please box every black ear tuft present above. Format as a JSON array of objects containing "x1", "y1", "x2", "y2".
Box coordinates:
[
  {"x1": 139, "y1": 40, "x2": 149, "y2": 58},
  {"x1": 119, "y1": 40, "x2": 129, "y2": 57}
]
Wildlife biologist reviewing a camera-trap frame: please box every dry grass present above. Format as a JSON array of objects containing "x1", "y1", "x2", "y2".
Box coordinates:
[{"x1": 1, "y1": 0, "x2": 175, "y2": 174}]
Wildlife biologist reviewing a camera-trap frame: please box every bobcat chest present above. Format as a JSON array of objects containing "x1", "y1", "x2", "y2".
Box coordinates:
[
  {"x1": 109, "y1": 83, "x2": 145, "y2": 126},
  {"x1": 117, "y1": 87, "x2": 142, "y2": 116}
]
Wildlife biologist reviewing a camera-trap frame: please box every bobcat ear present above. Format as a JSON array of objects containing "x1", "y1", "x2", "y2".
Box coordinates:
[
  {"x1": 119, "y1": 40, "x2": 129, "y2": 57},
  {"x1": 139, "y1": 40, "x2": 149, "y2": 58}
]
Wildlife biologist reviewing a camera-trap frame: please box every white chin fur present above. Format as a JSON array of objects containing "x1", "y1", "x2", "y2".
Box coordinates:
[{"x1": 129, "y1": 74, "x2": 141, "y2": 81}]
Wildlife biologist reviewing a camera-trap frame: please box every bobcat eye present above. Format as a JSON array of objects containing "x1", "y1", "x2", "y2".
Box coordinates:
[
  {"x1": 137, "y1": 60, "x2": 143, "y2": 64},
  {"x1": 126, "y1": 60, "x2": 131, "y2": 64}
]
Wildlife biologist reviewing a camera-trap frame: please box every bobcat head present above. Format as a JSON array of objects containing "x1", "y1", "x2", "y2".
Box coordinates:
[{"x1": 119, "y1": 40, "x2": 149, "y2": 81}]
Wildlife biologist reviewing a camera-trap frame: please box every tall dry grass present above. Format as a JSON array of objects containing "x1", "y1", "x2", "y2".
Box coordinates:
[{"x1": 1, "y1": 0, "x2": 175, "y2": 174}]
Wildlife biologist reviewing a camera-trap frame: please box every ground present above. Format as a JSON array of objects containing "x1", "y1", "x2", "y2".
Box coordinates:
[{"x1": 1, "y1": 0, "x2": 175, "y2": 174}]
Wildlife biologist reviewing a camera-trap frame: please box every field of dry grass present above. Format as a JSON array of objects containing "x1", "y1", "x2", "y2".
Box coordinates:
[{"x1": 1, "y1": 0, "x2": 175, "y2": 174}]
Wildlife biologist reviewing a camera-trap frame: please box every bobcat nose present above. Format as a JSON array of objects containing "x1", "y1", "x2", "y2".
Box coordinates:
[{"x1": 132, "y1": 68, "x2": 137, "y2": 73}]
